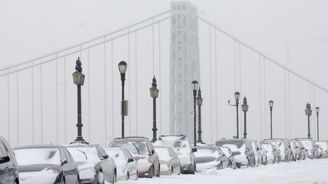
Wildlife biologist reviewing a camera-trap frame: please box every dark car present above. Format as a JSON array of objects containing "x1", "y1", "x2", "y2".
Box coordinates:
[
  {"x1": 14, "y1": 145, "x2": 79, "y2": 184},
  {"x1": 0, "y1": 136, "x2": 19, "y2": 184},
  {"x1": 109, "y1": 136, "x2": 160, "y2": 178},
  {"x1": 66, "y1": 143, "x2": 117, "y2": 184}
]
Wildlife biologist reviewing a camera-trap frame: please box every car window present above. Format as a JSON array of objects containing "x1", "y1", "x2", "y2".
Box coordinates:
[{"x1": 63, "y1": 148, "x2": 74, "y2": 163}]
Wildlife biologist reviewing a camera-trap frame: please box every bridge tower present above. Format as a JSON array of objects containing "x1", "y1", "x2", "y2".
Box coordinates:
[{"x1": 169, "y1": 2, "x2": 200, "y2": 140}]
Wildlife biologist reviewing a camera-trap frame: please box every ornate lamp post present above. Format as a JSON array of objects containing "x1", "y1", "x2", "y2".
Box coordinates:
[
  {"x1": 192, "y1": 80, "x2": 199, "y2": 146},
  {"x1": 269, "y1": 100, "x2": 274, "y2": 139},
  {"x1": 241, "y1": 97, "x2": 249, "y2": 139},
  {"x1": 228, "y1": 92, "x2": 240, "y2": 139},
  {"x1": 315, "y1": 106, "x2": 320, "y2": 141},
  {"x1": 305, "y1": 103, "x2": 312, "y2": 139},
  {"x1": 118, "y1": 61, "x2": 127, "y2": 138},
  {"x1": 196, "y1": 88, "x2": 204, "y2": 144},
  {"x1": 150, "y1": 76, "x2": 159, "y2": 142},
  {"x1": 72, "y1": 57, "x2": 88, "y2": 144}
]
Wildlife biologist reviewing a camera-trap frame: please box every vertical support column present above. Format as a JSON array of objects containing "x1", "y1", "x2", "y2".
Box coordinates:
[{"x1": 170, "y1": 2, "x2": 200, "y2": 139}]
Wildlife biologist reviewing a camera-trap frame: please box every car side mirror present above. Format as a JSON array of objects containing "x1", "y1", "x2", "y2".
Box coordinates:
[
  {"x1": 150, "y1": 150, "x2": 155, "y2": 155},
  {"x1": 102, "y1": 155, "x2": 109, "y2": 159},
  {"x1": 128, "y1": 158, "x2": 134, "y2": 163},
  {"x1": 61, "y1": 160, "x2": 68, "y2": 165},
  {"x1": 192, "y1": 148, "x2": 197, "y2": 153},
  {"x1": 0, "y1": 156, "x2": 10, "y2": 164}
]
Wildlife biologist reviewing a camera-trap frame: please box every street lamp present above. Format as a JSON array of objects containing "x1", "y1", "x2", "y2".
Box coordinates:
[
  {"x1": 305, "y1": 103, "x2": 312, "y2": 139},
  {"x1": 315, "y1": 106, "x2": 320, "y2": 141},
  {"x1": 192, "y1": 80, "x2": 199, "y2": 146},
  {"x1": 196, "y1": 88, "x2": 204, "y2": 144},
  {"x1": 269, "y1": 100, "x2": 274, "y2": 139},
  {"x1": 228, "y1": 92, "x2": 240, "y2": 139},
  {"x1": 72, "y1": 57, "x2": 88, "y2": 144},
  {"x1": 241, "y1": 97, "x2": 249, "y2": 139},
  {"x1": 150, "y1": 76, "x2": 159, "y2": 142},
  {"x1": 118, "y1": 61, "x2": 127, "y2": 138}
]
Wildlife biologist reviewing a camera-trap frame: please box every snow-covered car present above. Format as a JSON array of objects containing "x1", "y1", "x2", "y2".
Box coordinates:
[
  {"x1": 105, "y1": 147, "x2": 138, "y2": 181},
  {"x1": 263, "y1": 138, "x2": 293, "y2": 162},
  {"x1": 66, "y1": 144, "x2": 117, "y2": 184},
  {"x1": 156, "y1": 135, "x2": 197, "y2": 174},
  {"x1": 154, "y1": 146, "x2": 181, "y2": 175},
  {"x1": 290, "y1": 139, "x2": 306, "y2": 160},
  {"x1": 215, "y1": 139, "x2": 256, "y2": 168},
  {"x1": 109, "y1": 137, "x2": 160, "y2": 178},
  {"x1": 219, "y1": 146, "x2": 238, "y2": 169},
  {"x1": 316, "y1": 141, "x2": 328, "y2": 158},
  {"x1": 260, "y1": 142, "x2": 279, "y2": 164},
  {"x1": 193, "y1": 146, "x2": 222, "y2": 171},
  {"x1": 0, "y1": 136, "x2": 19, "y2": 184},
  {"x1": 296, "y1": 138, "x2": 320, "y2": 159},
  {"x1": 14, "y1": 145, "x2": 79, "y2": 184}
]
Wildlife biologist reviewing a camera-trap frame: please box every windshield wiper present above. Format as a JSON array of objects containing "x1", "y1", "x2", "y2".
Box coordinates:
[{"x1": 77, "y1": 149, "x2": 88, "y2": 160}]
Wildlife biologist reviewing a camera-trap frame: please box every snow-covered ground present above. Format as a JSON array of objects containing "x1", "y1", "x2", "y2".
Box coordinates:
[{"x1": 118, "y1": 159, "x2": 328, "y2": 184}]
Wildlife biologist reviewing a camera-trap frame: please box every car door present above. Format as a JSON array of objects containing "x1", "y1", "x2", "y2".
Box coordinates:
[
  {"x1": 0, "y1": 141, "x2": 14, "y2": 183},
  {"x1": 148, "y1": 142, "x2": 160, "y2": 175},
  {"x1": 97, "y1": 146, "x2": 115, "y2": 183},
  {"x1": 124, "y1": 149, "x2": 137, "y2": 177},
  {"x1": 62, "y1": 148, "x2": 79, "y2": 183}
]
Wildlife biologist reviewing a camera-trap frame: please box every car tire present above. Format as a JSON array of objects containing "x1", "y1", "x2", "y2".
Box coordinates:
[
  {"x1": 126, "y1": 172, "x2": 130, "y2": 180},
  {"x1": 148, "y1": 165, "x2": 154, "y2": 178}
]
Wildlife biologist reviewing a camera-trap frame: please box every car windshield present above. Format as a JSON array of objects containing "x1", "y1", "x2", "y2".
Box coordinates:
[
  {"x1": 66, "y1": 147, "x2": 100, "y2": 163},
  {"x1": 15, "y1": 148, "x2": 61, "y2": 166},
  {"x1": 134, "y1": 142, "x2": 149, "y2": 155},
  {"x1": 155, "y1": 147, "x2": 171, "y2": 161},
  {"x1": 216, "y1": 140, "x2": 245, "y2": 149},
  {"x1": 110, "y1": 142, "x2": 139, "y2": 155},
  {"x1": 107, "y1": 149, "x2": 124, "y2": 161},
  {"x1": 220, "y1": 147, "x2": 232, "y2": 156}
]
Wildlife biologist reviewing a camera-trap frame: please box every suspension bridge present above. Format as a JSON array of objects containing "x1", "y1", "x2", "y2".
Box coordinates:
[{"x1": 0, "y1": 2, "x2": 327, "y2": 147}]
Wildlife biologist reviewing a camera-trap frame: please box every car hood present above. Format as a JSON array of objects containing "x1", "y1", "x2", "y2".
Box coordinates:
[{"x1": 18, "y1": 164, "x2": 61, "y2": 173}]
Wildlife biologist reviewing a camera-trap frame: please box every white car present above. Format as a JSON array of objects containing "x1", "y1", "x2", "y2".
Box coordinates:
[
  {"x1": 154, "y1": 146, "x2": 181, "y2": 175},
  {"x1": 66, "y1": 144, "x2": 117, "y2": 184},
  {"x1": 296, "y1": 138, "x2": 320, "y2": 159},
  {"x1": 220, "y1": 146, "x2": 238, "y2": 169},
  {"x1": 105, "y1": 147, "x2": 138, "y2": 181},
  {"x1": 315, "y1": 141, "x2": 328, "y2": 158},
  {"x1": 215, "y1": 139, "x2": 256, "y2": 168},
  {"x1": 156, "y1": 135, "x2": 197, "y2": 174},
  {"x1": 194, "y1": 146, "x2": 222, "y2": 171},
  {"x1": 260, "y1": 142, "x2": 277, "y2": 164},
  {"x1": 263, "y1": 139, "x2": 293, "y2": 162}
]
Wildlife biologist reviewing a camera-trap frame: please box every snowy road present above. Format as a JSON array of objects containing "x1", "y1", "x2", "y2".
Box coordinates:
[{"x1": 118, "y1": 159, "x2": 328, "y2": 184}]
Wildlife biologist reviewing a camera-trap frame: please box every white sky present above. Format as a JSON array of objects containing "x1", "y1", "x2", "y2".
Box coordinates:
[{"x1": 0, "y1": 0, "x2": 327, "y2": 146}]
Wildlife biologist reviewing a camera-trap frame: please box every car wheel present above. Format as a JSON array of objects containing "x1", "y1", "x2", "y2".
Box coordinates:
[
  {"x1": 97, "y1": 172, "x2": 104, "y2": 184},
  {"x1": 148, "y1": 165, "x2": 154, "y2": 178},
  {"x1": 157, "y1": 165, "x2": 160, "y2": 177}
]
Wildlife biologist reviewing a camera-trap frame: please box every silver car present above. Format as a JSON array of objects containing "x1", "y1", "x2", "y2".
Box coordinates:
[
  {"x1": 66, "y1": 144, "x2": 117, "y2": 184},
  {"x1": 296, "y1": 138, "x2": 320, "y2": 159},
  {"x1": 105, "y1": 147, "x2": 138, "y2": 181},
  {"x1": 290, "y1": 139, "x2": 306, "y2": 160},
  {"x1": 215, "y1": 139, "x2": 256, "y2": 168},
  {"x1": 14, "y1": 145, "x2": 79, "y2": 184},
  {"x1": 219, "y1": 146, "x2": 238, "y2": 169},
  {"x1": 263, "y1": 138, "x2": 293, "y2": 162},
  {"x1": 156, "y1": 135, "x2": 197, "y2": 174},
  {"x1": 0, "y1": 136, "x2": 19, "y2": 184},
  {"x1": 154, "y1": 146, "x2": 181, "y2": 175}
]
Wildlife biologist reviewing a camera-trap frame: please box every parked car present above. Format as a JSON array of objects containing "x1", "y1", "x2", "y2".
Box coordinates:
[
  {"x1": 66, "y1": 143, "x2": 117, "y2": 184},
  {"x1": 260, "y1": 142, "x2": 279, "y2": 164},
  {"x1": 219, "y1": 146, "x2": 238, "y2": 169},
  {"x1": 105, "y1": 147, "x2": 138, "y2": 181},
  {"x1": 109, "y1": 137, "x2": 160, "y2": 178},
  {"x1": 263, "y1": 138, "x2": 293, "y2": 161},
  {"x1": 296, "y1": 138, "x2": 320, "y2": 159},
  {"x1": 14, "y1": 145, "x2": 79, "y2": 184},
  {"x1": 215, "y1": 139, "x2": 255, "y2": 168},
  {"x1": 193, "y1": 146, "x2": 222, "y2": 171},
  {"x1": 290, "y1": 139, "x2": 306, "y2": 160},
  {"x1": 0, "y1": 136, "x2": 19, "y2": 184},
  {"x1": 316, "y1": 141, "x2": 328, "y2": 158},
  {"x1": 154, "y1": 146, "x2": 181, "y2": 175},
  {"x1": 155, "y1": 135, "x2": 197, "y2": 174}
]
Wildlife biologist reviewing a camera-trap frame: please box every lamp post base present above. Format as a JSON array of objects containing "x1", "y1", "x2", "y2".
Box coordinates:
[{"x1": 71, "y1": 137, "x2": 89, "y2": 145}]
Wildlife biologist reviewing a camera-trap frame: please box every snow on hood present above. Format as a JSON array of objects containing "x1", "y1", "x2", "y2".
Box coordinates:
[{"x1": 155, "y1": 147, "x2": 171, "y2": 162}]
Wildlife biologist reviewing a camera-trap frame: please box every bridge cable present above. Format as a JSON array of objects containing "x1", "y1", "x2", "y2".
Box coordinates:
[
  {"x1": 258, "y1": 55, "x2": 263, "y2": 140},
  {"x1": 110, "y1": 43, "x2": 114, "y2": 140},
  {"x1": 55, "y1": 54, "x2": 59, "y2": 144},
  {"x1": 263, "y1": 58, "x2": 267, "y2": 139},
  {"x1": 87, "y1": 49, "x2": 91, "y2": 141},
  {"x1": 214, "y1": 29, "x2": 219, "y2": 138},
  {"x1": 31, "y1": 62, "x2": 35, "y2": 144},
  {"x1": 40, "y1": 65, "x2": 43, "y2": 144},
  {"x1": 63, "y1": 57, "x2": 67, "y2": 143},
  {"x1": 233, "y1": 40, "x2": 237, "y2": 91},
  {"x1": 104, "y1": 37, "x2": 108, "y2": 145},
  {"x1": 7, "y1": 70, "x2": 10, "y2": 142},
  {"x1": 197, "y1": 17, "x2": 328, "y2": 94},
  {"x1": 158, "y1": 22, "x2": 162, "y2": 135},
  {"x1": 135, "y1": 32, "x2": 139, "y2": 135},
  {"x1": 127, "y1": 28, "x2": 132, "y2": 136},
  {"x1": 16, "y1": 72, "x2": 19, "y2": 146},
  {"x1": 209, "y1": 25, "x2": 213, "y2": 142}
]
